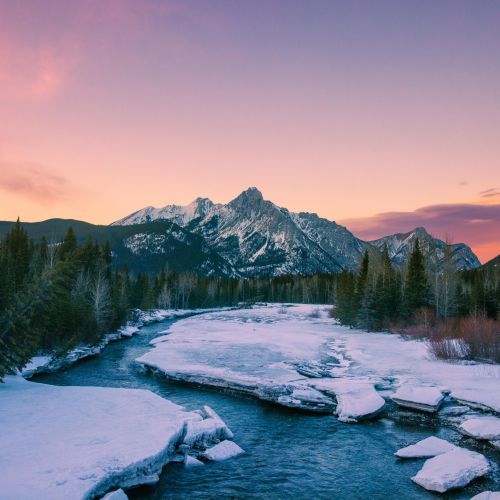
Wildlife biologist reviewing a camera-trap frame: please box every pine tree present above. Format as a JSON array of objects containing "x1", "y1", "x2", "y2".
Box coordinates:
[{"x1": 404, "y1": 239, "x2": 430, "y2": 318}]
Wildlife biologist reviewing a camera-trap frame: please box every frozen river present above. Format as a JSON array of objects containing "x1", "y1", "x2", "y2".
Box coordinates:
[{"x1": 34, "y1": 306, "x2": 499, "y2": 499}]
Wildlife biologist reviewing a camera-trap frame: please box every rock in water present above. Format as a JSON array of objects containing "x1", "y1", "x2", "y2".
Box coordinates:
[
  {"x1": 201, "y1": 440, "x2": 245, "y2": 461},
  {"x1": 391, "y1": 386, "x2": 445, "y2": 413},
  {"x1": 395, "y1": 436, "x2": 456, "y2": 458},
  {"x1": 412, "y1": 448, "x2": 490, "y2": 493},
  {"x1": 460, "y1": 417, "x2": 500, "y2": 441}
]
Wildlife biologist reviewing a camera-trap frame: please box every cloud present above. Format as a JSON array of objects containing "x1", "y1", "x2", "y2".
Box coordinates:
[
  {"x1": 0, "y1": 161, "x2": 72, "y2": 204},
  {"x1": 341, "y1": 202, "x2": 500, "y2": 262},
  {"x1": 478, "y1": 187, "x2": 500, "y2": 199}
]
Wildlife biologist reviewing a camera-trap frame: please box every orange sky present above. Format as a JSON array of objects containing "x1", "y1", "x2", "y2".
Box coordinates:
[{"x1": 0, "y1": 1, "x2": 499, "y2": 262}]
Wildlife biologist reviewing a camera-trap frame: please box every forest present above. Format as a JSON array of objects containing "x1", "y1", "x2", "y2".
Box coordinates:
[{"x1": 0, "y1": 221, "x2": 498, "y2": 379}]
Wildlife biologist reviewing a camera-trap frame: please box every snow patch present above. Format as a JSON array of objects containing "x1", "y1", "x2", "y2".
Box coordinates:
[{"x1": 395, "y1": 436, "x2": 457, "y2": 458}]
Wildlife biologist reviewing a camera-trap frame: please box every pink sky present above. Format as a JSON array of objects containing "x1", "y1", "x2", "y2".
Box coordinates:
[{"x1": 0, "y1": 1, "x2": 499, "y2": 262}]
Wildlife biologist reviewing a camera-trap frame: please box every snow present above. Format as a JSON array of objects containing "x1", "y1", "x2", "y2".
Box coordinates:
[
  {"x1": 471, "y1": 492, "x2": 500, "y2": 500},
  {"x1": 201, "y1": 440, "x2": 245, "y2": 461},
  {"x1": 137, "y1": 305, "x2": 340, "y2": 412},
  {"x1": 391, "y1": 386, "x2": 445, "y2": 412},
  {"x1": 309, "y1": 378, "x2": 385, "y2": 422},
  {"x1": 395, "y1": 436, "x2": 457, "y2": 458},
  {"x1": 460, "y1": 417, "x2": 500, "y2": 441},
  {"x1": 102, "y1": 489, "x2": 128, "y2": 500},
  {"x1": 0, "y1": 376, "x2": 203, "y2": 499},
  {"x1": 137, "y1": 304, "x2": 500, "y2": 419},
  {"x1": 411, "y1": 448, "x2": 491, "y2": 493}
]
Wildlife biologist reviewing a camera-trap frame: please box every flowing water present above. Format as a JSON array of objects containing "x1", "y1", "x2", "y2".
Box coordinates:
[{"x1": 35, "y1": 317, "x2": 499, "y2": 499}]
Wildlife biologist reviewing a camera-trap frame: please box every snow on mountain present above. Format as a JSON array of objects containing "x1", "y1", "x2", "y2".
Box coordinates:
[
  {"x1": 113, "y1": 188, "x2": 369, "y2": 275},
  {"x1": 370, "y1": 227, "x2": 480, "y2": 271},
  {"x1": 112, "y1": 189, "x2": 481, "y2": 275},
  {"x1": 113, "y1": 197, "x2": 217, "y2": 226}
]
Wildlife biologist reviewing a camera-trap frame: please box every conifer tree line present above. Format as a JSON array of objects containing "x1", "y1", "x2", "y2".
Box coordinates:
[
  {"x1": 1, "y1": 221, "x2": 498, "y2": 378},
  {"x1": 335, "y1": 240, "x2": 500, "y2": 361},
  {"x1": 0, "y1": 221, "x2": 336, "y2": 378}
]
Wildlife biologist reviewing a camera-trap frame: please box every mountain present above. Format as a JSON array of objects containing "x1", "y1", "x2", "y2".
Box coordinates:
[
  {"x1": 0, "y1": 219, "x2": 236, "y2": 277},
  {"x1": 114, "y1": 187, "x2": 371, "y2": 276},
  {"x1": 482, "y1": 255, "x2": 500, "y2": 270},
  {"x1": 370, "y1": 227, "x2": 481, "y2": 271}
]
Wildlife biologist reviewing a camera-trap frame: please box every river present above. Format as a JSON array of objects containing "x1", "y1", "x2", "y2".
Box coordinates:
[{"x1": 34, "y1": 316, "x2": 499, "y2": 499}]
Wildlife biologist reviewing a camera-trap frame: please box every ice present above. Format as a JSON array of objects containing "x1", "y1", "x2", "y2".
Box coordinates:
[
  {"x1": 391, "y1": 386, "x2": 445, "y2": 412},
  {"x1": 412, "y1": 448, "x2": 491, "y2": 493},
  {"x1": 183, "y1": 406, "x2": 234, "y2": 448},
  {"x1": 309, "y1": 378, "x2": 385, "y2": 422},
  {"x1": 102, "y1": 489, "x2": 128, "y2": 500},
  {"x1": 0, "y1": 376, "x2": 200, "y2": 499},
  {"x1": 137, "y1": 304, "x2": 500, "y2": 417},
  {"x1": 201, "y1": 440, "x2": 245, "y2": 461},
  {"x1": 471, "y1": 492, "x2": 500, "y2": 500},
  {"x1": 184, "y1": 455, "x2": 204, "y2": 467},
  {"x1": 395, "y1": 436, "x2": 457, "y2": 458},
  {"x1": 460, "y1": 417, "x2": 500, "y2": 441},
  {"x1": 21, "y1": 355, "x2": 52, "y2": 377}
]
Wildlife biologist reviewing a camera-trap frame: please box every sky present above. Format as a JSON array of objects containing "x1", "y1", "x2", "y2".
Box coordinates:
[{"x1": 0, "y1": 0, "x2": 499, "y2": 262}]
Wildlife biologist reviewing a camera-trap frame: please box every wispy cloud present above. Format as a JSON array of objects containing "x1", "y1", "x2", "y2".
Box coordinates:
[
  {"x1": 0, "y1": 161, "x2": 72, "y2": 204},
  {"x1": 478, "y1": 187, "x2": 500, "y2": 199},
  {"x1": 341, "y1": 202, "x2": 500, "y2": 262}
]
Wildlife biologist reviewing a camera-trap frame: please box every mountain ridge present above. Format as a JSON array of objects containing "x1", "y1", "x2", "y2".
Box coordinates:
[{"x1": 111, "y1": 187, "x2": 481, "y2": 275}]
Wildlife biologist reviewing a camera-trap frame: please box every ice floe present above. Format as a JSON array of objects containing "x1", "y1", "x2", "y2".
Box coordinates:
[
  {"x1": 183, "y1": 405, "x2": 234, "y2": 448},
  {"x1": 460, "y1": 417, "x2": 500, "y2": 441},
  {"x1": 395, "y1": 436, "x2": 457, "y2": 458},
  {"x1": 201, "y1": 440, "x2": 245, "y2": 461},
  {"x1": 309, "y1": 378, "x2": 385, "y2": 422},
  {"x1": 471, "y1": 492, "x2": 500, "y2": 500},
  {"x1": 0, "y1": 376, "x2": 240, "y2": 499},
  {"x1": 102, "y1": 489, "x2": 128, "y2": 500},
  {"x1": 391, "y1": 385, "x2": 445, "y2": 413},
  {"x1": 412, "y1": 447, "x2": 491, "y2": 493}
]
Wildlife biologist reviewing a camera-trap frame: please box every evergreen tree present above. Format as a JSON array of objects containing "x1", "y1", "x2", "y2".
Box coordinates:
[{"x1": 404, "y1": 239, "x2": 430, "y2": 317}]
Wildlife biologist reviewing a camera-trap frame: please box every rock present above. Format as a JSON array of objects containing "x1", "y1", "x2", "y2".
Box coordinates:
[
  {"x1": 460, "y1": 417, "x2": 500, "y2": 441},
  {"x1": 201, "y1": 440, "x2": 245, "y2": 461},
  {"x1": 395, "y1": 436, "x2": 457, "y2": 458},
  {"x1": 412, "y1": 448, "x2": 490, "y2": 493},
  {"x1": 392, "y1": 386, "x2": 445, "y2": 413}
]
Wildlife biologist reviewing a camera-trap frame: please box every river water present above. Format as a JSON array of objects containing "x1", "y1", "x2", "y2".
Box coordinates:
[{"x1": 35, "y1": 317, "x2": 499, "y2": 499}]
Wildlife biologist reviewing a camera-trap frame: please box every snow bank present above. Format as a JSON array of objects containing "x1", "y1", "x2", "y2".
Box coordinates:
[
  {"x1": 201, "y1": 440, "x2": 245, "y2": 461},
  {"x1": 391, "y1": 386, "x2": 445, "y2": 413},
  {"x1": 412, "y1": 448, "x2": 491, "y2": 493},
  {"x1": 137, "y1": 304, "x2": 500, "y2": 419},
  {"x1": 395, "y1": 436, "x2": 457, "y2": 458},
  {"x1": 0, "y1": 376, "x2": 200, "y2": 499},
  {"x1": 460, "y1": 417, "x2": 500, "y2": 441},
  {"x1": 309, "y1": 378, "x2": 385, "y2": 422}
]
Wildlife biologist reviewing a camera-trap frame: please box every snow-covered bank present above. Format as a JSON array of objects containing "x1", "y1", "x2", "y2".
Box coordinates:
[
  {"x1": 136, "y1": 304, "x2": 500, "y2": 420},
  {"x1": 22, "y1": 307, "x2": 236, "y2": 379},
  {"x1": 0, "y1": 377, "x2": 241, "y2": 499}
]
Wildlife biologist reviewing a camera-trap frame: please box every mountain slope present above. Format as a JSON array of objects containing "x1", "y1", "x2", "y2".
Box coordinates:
[
  {"x1": 0, "y1": 219, "x2": 236, "y2": 277},
  {"x1": 114, "y1": 188, "x2": 372, "y2": 276},
  {"x1": 370, "y1": 227, "x2": 480, "y2": 271},
  {"x1": 112, "y1": 189, "x2": 481, "y2": 275}
]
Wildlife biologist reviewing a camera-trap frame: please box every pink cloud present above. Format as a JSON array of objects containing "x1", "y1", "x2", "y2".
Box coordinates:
[
  {"x1": 341, "y1": 202, "x2": 500, "y2": 263},
  {"x1": 0, "y1": 161, "x2": 72, "y2": 205}
]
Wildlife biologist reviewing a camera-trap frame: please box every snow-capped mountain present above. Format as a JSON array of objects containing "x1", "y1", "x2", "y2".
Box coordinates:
[
  {"x1": 113, "y1": 188, "x2": 371, "y2": 276},
  {"x1": 112, "y1": 189, "x2": 481, "y2": 275},
  {"x1": 370, "y1": 227, "x2": 481, "y2": 271},
  {"x1": 113, "y1": 197, "x2": 217, "y2": 227}
]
